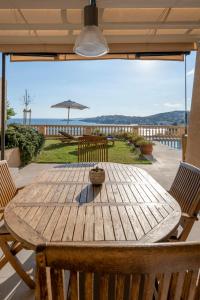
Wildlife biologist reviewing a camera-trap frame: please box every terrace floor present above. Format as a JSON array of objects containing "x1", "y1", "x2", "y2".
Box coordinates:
[{"x1": 0, "y1": 143, "x2": 199, "y2": 300}]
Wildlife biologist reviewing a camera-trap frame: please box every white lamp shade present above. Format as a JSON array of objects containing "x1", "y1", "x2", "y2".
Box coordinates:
[{"x1": 74, "y1": 25, "x2": 109, "y2": 57}]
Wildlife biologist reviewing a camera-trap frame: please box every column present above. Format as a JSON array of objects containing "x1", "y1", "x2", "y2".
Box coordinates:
[{"x1": 186, "y1": 47, "x2": 200, "y2": 167}]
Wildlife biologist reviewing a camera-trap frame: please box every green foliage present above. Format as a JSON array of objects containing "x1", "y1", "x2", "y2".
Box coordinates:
[
  {"x1": 7, "y1": 101, "x2": 16, "y2": 120},
  {"x1": 5, "y1": 125, "x2": 44, "y2": 165},
  {"x1": 35, "y1": 140, "x2": 150, "y2": 164},
  {"x1": 136, "y1": 139, "x2": 155, "y2": 146}
]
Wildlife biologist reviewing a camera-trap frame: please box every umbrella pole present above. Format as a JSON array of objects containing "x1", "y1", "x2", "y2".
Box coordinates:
[{"x1": 67, "y1": 107, "x2": 70, "y2": 125}]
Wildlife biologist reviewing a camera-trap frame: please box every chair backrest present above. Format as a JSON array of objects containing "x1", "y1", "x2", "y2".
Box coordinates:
[
  {"x1": 169, "y1": 162, "x2": 200, "y2": 216},
  {"x1": 78, "y1": 136, "x2": 108, "y2": 162},
  {"x1": 0, "y1": 160, "x2": 17, "y2": 211},
  {"x1": 58, "y1": 131, "x2": 74, "y2": 139},
  {"x1": 35, "y1": 242, "x2": 200, "y2": 300}
]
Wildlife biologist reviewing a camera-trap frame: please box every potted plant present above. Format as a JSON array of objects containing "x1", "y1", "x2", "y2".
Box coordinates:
[
  {"x1": 89, "y1": 166, "x2": 105, "y2": 185},
  {"x1": 137, "y1": 139, "x2": 154, "y2": 155},
  {"x1": 133, "y1": 136, "x2": 145, "y2": 147}
]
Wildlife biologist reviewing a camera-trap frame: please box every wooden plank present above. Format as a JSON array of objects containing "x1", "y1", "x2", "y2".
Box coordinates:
[
  {"x1": 43, "y1": 207, "x2": 63, "y2": 241},
  {"x1": 110, "y1": 206, "x2": 125, "y2": 241},
  {"x1": 129, "y1": 184, "x2": 144, "y2": 203},
  {"x1": 118, "y1": 206, "x2": 136, "y2": 240},
  {"x1": 102, "y1": 206, "x2": 115, "y2": 241},
  {"x1": 1, "y1": 0, "x2": 200, "y2": 9},
  {"x1": 111, "y1": 183, "x2": 123, "y2": 203},
  {"x1": 133, "y1": 206, "x2": 151, "y2": 233},
  {"x1": 29, "y1": 207, "x2": 47, "y2": 229},
  {"x1": 147, "y1": 205, "x2": 163, "y2": 223},
  {"x1": 73, "y1": 207, "x2": 86, "y2": 241},
  {"x1": 62, "y1": 207, "x2": 78, "y2": 241},
  {"x1": 125, "y1": 206, "x2": 144, "y2": 240},
  {"x1": 36, "y1": 207, "x2": 55, "y2": 235},
  {"x1": 117, "y1": 184, "x2": 130, "y2": 203},
  {"x1": 51, "y1": 206, "x2": 70, "y2": 241},
  {"x1": 106, "y1": 184, "x2": 116, "y2": 203},
  {"x1": 140, "y1": 205, "x2": 158, "y2": 229},
  {"x1": 94, "y1": 206, "x2": 104, "y2": 241},
  {"x1": 84, "y1": 206, "x2": 94, "y2": 242}
]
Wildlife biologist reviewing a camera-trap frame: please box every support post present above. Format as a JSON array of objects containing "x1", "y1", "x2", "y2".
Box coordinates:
[
  {"x1": 1, "y1": 53, "x2": 6, "y2": 160},
  {"x1": 186, "y1": 47, "x2": 200, "y2": 167}
]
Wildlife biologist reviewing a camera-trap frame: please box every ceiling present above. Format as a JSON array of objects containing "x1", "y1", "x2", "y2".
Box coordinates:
[{"x1": 0, "y1": 0, "x2": 200, "y2": 54}]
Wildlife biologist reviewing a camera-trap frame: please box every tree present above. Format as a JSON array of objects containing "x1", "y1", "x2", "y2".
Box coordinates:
[{"x1": 7, "y1": 101, "x2": 16, "y2": 120}]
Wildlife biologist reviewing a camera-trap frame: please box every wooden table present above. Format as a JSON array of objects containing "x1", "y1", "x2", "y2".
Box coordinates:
[{"x1": 4, "y1": 163, "x2": 181, "y2": 250}]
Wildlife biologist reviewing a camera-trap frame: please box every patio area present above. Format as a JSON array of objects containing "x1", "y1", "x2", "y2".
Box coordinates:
[
  {"x1": 0, "y1": 1, "x2": 200, "y2": 299},
  {"x1": 0, "y1": 143, "x2": 199, "y2": 300}
]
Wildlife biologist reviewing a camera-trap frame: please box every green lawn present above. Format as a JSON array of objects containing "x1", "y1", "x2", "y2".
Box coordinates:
[{"x1": 35, "y1": 139, "x2": 151, "y2": 164}]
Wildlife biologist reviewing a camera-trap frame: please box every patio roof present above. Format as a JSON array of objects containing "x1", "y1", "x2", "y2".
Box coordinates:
[{"x1": 0, "y1": 0, "x2": 200, "y2": 55}]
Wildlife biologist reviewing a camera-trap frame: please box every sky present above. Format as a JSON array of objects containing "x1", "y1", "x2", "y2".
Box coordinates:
[{"x1": 1, "y1": 51, "x2": 196, "y2": 119}]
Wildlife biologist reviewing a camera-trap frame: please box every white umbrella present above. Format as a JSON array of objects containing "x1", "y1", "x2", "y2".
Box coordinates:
[{"x1": 51, "y1": 100, "x2": 88, "y2": 124}]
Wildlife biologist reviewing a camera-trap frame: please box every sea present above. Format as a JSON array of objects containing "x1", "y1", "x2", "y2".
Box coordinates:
[{"x1": 8, "y1": 118, "x2": 95, "y2": 126}]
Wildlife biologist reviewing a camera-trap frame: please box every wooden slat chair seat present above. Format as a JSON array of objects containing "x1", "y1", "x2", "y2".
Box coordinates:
[
  {"x1": 169, "y1": 162, "x2": 200, "y2": 241},
  {"x1": 0, "y1": 160, "x2": 35, "y2": 289},
  {"x1": 35, "y1": 242, "x2": 200, "y2": 300},
  {"x1": 78, "y1": 136, "x2": 108, "y2": 162}
]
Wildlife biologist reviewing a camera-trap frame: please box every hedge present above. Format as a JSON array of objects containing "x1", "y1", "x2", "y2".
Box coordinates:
[{"x1": 4, "y1": 125, "x2": 44, "y2": 165}]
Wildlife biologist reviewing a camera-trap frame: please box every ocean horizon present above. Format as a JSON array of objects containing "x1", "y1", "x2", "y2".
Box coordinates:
[{"x1": 8, "y1": 118, "x2": 97, "y2": 126}]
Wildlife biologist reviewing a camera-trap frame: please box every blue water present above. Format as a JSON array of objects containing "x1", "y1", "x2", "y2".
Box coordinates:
[{"x1": 8, "y1": 118, "x2": 96, "y2": 126}]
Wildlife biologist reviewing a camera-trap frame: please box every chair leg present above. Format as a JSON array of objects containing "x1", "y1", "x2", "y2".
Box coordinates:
[
  {"x1": 0, "y1": 241, "x2": 22, "y2": 269},
  {"x1": 0, "y1": 240, "x2": 35, "y2": 289}
]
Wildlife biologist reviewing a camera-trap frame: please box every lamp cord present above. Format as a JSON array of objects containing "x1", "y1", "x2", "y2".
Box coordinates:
[{"x1": 91, "y1": 0, "x2": 96, "y2": 6}]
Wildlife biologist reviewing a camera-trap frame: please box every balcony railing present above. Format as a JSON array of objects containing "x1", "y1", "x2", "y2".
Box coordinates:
[{"x1": 26, "y1": 124, "x2": 185, "y2": 140}]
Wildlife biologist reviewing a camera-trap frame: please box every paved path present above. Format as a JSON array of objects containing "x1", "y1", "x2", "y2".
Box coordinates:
[{"x1": 1, "y1": 143, "x2": 199, "y2": 300}]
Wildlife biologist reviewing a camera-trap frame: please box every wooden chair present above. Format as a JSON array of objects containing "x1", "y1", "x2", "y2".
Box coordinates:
[
  {"x1": 58, "y1": 131, "x2": 79, "y2": 144},
  {"x1": 0, "y1": 160, "x2": 35, "y2": 289},
  {"x1": 35, "y1": 242, "x2": 200, "y2": 300},
  {"x1": 169, "y1": 162, "x2": 200, "y2": 241},
  {"x1": 78, "y1": 136, "x2": 108, "y2": 162}
]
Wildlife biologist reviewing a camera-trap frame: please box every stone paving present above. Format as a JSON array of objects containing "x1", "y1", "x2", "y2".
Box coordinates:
[{"x1": 0, "y1": 143, "x2": 199, "y2": 300}]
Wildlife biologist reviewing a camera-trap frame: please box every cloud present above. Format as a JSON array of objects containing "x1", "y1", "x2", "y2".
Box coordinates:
[
  {"x1": 163, "y1": 102, "x2": 182, "y2": 109},
  {"x1": 187, "y1": 68, "x2": 194, "y2": 76}
]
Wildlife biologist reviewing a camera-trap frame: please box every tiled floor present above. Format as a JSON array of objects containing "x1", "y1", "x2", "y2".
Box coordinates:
[{"x1": 0, "y1": 143, "x2": 199, "y2": 299}]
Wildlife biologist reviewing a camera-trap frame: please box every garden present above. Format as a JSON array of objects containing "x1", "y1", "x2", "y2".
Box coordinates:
[
  {"x1": 35, "y1": 132, "x2": 154, "y2": 164},
  {"x1": 1, "y1": 126, "x2": 154, "y2": 165}
]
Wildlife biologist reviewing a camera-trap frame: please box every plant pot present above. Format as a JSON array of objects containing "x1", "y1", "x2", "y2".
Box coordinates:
[
  {"x1": 89, "y1": 167, "x2": 105, "y2": 185},
  {"x1": 140, "y1": 144, "x2": 153, "y2": 155}
]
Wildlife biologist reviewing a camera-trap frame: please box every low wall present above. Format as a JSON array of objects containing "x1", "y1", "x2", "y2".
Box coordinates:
[{"x1": 5, "y1": 147, "x2": 21, "y2": 167}]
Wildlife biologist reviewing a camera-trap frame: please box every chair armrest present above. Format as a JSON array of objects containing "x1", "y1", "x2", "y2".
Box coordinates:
[
  {"x1": 17, "y1": 186, "x2": 25, "y2": 192},
  {"x1": 181, "y1": 212, "x2": 198, "y2": 221}
]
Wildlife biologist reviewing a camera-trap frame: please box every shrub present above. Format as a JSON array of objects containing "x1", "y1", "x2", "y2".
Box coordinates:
[
  {"x1": 4, "y1": 125, "x2": 44, "y2": 165},
  {"x1": 136, "y1": 139, "x2": 155, "y2": 146},
  {"x1": 132, "y1": 136, "x2": 145, "y2": 146}
]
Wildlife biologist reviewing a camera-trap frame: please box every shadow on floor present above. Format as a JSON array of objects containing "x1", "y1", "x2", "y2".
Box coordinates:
[{"x1": 0, "y1": 253, "x2": 35, "y2": 300}]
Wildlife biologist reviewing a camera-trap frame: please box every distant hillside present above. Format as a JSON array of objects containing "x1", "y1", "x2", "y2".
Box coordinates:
[{"x1": 82, "y1": 111, "x2": 188, "y2": 125}]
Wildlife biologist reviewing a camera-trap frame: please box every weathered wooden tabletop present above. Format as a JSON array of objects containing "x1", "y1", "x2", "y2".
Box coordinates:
[{"x1": 4, "y1": 163, "x2": 181, "y2": 250}]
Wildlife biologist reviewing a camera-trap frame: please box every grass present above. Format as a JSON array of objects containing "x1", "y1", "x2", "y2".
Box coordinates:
[{"x1": 35, "y1": 139, "x2": 151, "y2": 164}]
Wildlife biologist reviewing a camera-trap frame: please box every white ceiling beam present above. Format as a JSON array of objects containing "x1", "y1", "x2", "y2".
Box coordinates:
[
  {"x1": 0, "y1": 0, "x2": 200, "y2": 9},
  {"x1": 0, "y1": 22, "x2": 200, "y2": 30}
]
